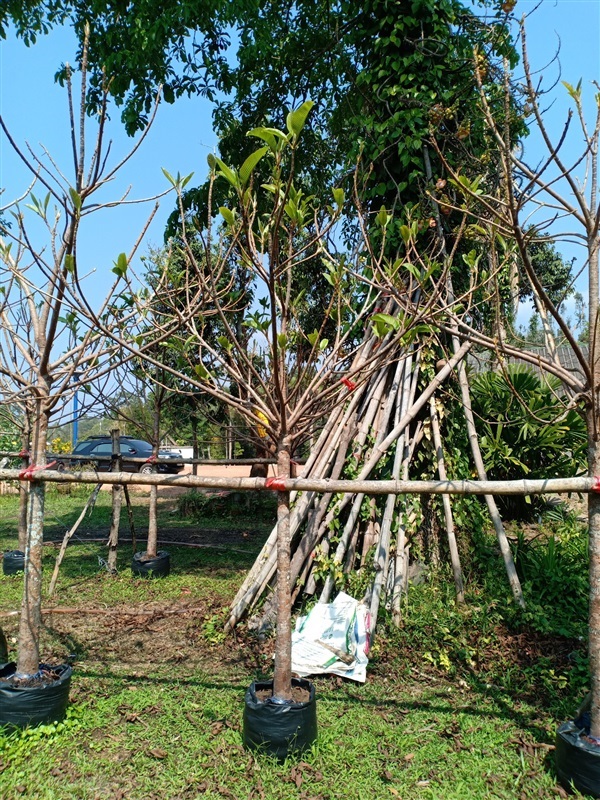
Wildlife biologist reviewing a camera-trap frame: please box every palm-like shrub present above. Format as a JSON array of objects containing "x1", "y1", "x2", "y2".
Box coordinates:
[{"x1": 470, "y1": 366, "x2": 587, "y2": 518}]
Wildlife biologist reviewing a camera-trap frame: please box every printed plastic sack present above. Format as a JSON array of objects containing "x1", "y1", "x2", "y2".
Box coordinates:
[{"x1": 292, "y1": 592, "x2": 370, "y2": 683}]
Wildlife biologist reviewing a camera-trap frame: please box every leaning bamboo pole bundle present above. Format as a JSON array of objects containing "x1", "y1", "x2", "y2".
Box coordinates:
[
  {"x1": 230, "y1": 331, "x2": 403, "y2": 630},
  {"x1": 224, "y1": 387, "x2": 369, "y2": 632},
  {"x1": 319, "y1": 353, "x2": 410, "y2": 604},
  {"x1": 245, "y1": 367, "x2": 396, "y2": 630}
]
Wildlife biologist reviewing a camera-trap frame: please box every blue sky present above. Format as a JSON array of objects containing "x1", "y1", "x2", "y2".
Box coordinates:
[{"x1": 0, "y1": 0, "x2": 599, "y2": 301}]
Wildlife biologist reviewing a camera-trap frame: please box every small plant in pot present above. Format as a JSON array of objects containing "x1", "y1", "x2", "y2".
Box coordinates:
[{"x1": 164, "y1": 102, "x2": 407, "y2": 757}]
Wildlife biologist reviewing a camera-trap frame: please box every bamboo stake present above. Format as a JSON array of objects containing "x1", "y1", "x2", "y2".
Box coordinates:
[
  {"x1": 48, "y1": 484, "x2": 102, "y2": 597},
  {"x1": 454, "y1": 357, "x2": 525, "y2": 607},
  {"x1": 370, "y1": 355, "x2": 415, "y2": 631},
  {"x1": 0, "y1": 468, "x2": 593, "y2": 496},
  {"x1": 429, "y1": 395, "x2": 464, "y2": 603}
]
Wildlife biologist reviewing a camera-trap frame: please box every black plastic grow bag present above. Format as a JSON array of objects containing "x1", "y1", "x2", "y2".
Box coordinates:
[
  {"x1": 131, "y1": 550, "x2": 170, "y2": 578},
  {"x1": 0, "y1": 662, "x2": 72, "y2": 728},
  {"x1": 556, "y1": 719, "x2": 600, "y2": 797},
  {"x1": 242, "y1": 678, "x2": 317, "y2": 760},
  {"x1": 3, "y1": 550, "x2": 25, "y2": 576}
]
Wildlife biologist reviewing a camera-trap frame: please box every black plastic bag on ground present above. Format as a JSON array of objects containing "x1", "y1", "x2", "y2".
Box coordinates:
[
  {"x1": 556, "y1": 719, "x2": 600, "y2": 797},
  {"x1": 3, "y1": 550, "x2": 25, "y2": 576},
  {"x1": 242, "y1": 678, "x2": 317, "y2": 761},
  {"x1": 131, "y1": 550, "x2": 170, "y2": 578},
  {"x1": 0, "y1": 662, "x2": 72, "y2": 728}
]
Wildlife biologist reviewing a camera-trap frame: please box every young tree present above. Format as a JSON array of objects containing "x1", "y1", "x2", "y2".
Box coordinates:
[
  {"x1": 158, "y1": 104, "x2": 422, "y2": 699},
  {"x1": 0, "y1": 37, "x2": 176, "y2": 678}
]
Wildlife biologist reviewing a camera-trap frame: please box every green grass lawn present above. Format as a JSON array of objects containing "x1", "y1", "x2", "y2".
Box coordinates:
[{"x1": 0, "y1": 489, "x2": 592, "y2": 799}]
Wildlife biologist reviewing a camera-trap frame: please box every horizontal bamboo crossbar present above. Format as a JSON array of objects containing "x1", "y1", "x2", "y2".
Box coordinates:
[{"x1": 0, "y1": 467, "x2": 593, "y2": 495}]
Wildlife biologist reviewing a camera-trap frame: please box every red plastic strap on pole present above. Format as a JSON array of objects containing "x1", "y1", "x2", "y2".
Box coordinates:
[
  {"x1": 592, "y1": 476, "x2": 600, "y2": 493},
  {"x1": 19, "y1": 461, "x2": 57, "y2": 480},
  {"x1": 265, "y1": 477, "x2": 287, "y2": 492},
  {"x1": 341, "y1": 377, "x2": 357, "y2": 392},
  {"x1": 18, "y1": 450, "x2": 29, "y2": 458},
  {"x1": 145, "y1": 455, "x2": 158, "y2": 463}
]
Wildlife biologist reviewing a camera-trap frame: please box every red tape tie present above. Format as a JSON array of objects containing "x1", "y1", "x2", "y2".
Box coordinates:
[
  {"x1": 18, "y1": 450, "x2": 29, "y2": 458},
  {"x1": 341, "y1": 377, "x2": 356, "y2": 392},
  {"x1": 19, "y1": 461, "x2": 57, "y2": 480},
  {"x1": 145, "y1": 455, "x2": 158, "y2": 463},
  {"x1": 265, "y1": 477, "x2": 287, "y2": 491},
  {"x1": 593, "y1": 476, "x2": 600, "y2": 493}
]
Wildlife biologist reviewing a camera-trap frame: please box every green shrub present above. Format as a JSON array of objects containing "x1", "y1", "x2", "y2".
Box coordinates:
[{"x1": 470, "y1": 365, "x2": 587, "y2": 519}]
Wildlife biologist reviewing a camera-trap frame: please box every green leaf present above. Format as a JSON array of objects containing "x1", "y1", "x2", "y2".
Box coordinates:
[
  {"x1": 277, "y1": 333, "x2": 288, "y2": 349},
  {"x1": 239, "y1": 146, "x2": 269, "y2": 187},
  {"x1": 399, "y1": 225, "x2": 411, "y2": 244},
  {"x1": 247, "y1": 127, "x2": 278, "y2": 151},
  {"x1": 376, "y1": 205, "x2": 391, "y2": 228},
  {"x1": 206, "y1": 153, "x2": 217, "y2": 170},
  {"x1": 307, "y1": 330, "x2": 319, "y2": 346},
  {"x1": 219, "y1": 207, "x2": 236, "y2": 226},
  {"x1": 562, "y1": 80, "x2": 582, "y2": 101},
  {"x1": 161, "y1": 167, "x2": 176, "y2": 186},
  {"x1": 111, "y1": 252, "x2": 128, "y2": 278},
  {"x1": 181, "y1": 172, "x2": 194, "y2": 189},
  {"x1": 286, "y1": 100, "x2": 315, "y2": 137},
  {"x1": 217, "y1": 335, "x2": 232, "y2": 351},
  {"x1": 69, "y1": 187, "x2": 82, "y2": 211},
  {"x1": 319, "y1": 338, "x2": 329, "y2": 351},
  {"x1": 371, "y1": 312, "x2": 400, "y2": 332},
  {"x1": 64, "y1": 254, "x2": 75, "y2": 274},
  {"x1": 332, "y1": 187, "x2": 345, "y2": 207},
  {"x1": 194, "y1": 363, "x2": 209, "y2": 380},
  {"x1": 214, "y1": 158, "x2": 239, "y2": 189}
]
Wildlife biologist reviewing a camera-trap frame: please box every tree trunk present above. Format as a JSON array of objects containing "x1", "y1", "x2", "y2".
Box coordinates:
[
  {"x1": 147, "y1": 486, "x2": 158, "y2": 558},
  {"x1": 146, "y1": 405, "x2": 161, "y2": 559},
  {"x1": 587, "y1": 226, "x2": 600, "y2": 738},
  {"x1": 272, "y1": 438, "x2": 293, "y2": 701},
  {"x1": 107, "y1": 428, "x2": 122, "y2": 574},
  {"x1": 17, "y1": 426, "x2": 29, "y2": 552},
  {"x1": 588, "y1": 425, "x2": 600, "y2": 738},
  {"x1": 191, "y1": 415, "x2": 198, "y2": 490},
  {"x1": 16, "y1": 405, "x2": 48, "y2": 677}
]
